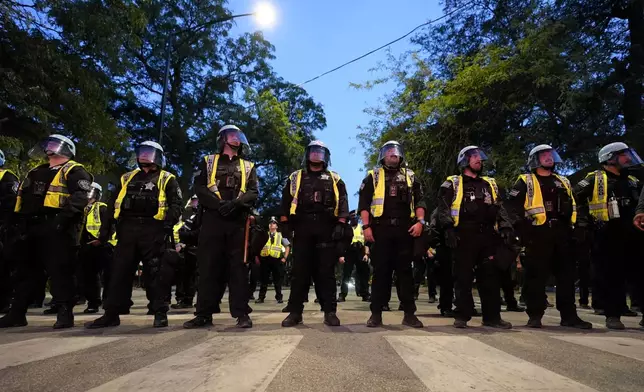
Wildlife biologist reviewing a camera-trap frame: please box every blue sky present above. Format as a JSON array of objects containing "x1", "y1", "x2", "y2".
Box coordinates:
[{"x1": 231, "y1": 0, "x2": 442, "y2": 209}]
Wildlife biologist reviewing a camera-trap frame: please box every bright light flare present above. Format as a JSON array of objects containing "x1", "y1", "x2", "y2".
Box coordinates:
[{"x1": 253, "y1": 1, "x2": 277, "y2": 28}]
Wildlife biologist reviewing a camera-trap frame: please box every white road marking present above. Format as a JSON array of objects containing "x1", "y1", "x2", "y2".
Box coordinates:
[{"x1": 553, "y1": 336, "x2": 644, "y2": 362}]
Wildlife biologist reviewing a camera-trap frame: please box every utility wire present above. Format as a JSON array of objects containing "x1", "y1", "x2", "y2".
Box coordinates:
[{"x1": 297, "y1": 0, "x2": 476, "y2": 87}]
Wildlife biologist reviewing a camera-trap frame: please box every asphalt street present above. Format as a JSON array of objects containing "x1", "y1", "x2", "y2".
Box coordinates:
[{"x1": 0, "y1": 288, "x2": 643, "y2": 392}]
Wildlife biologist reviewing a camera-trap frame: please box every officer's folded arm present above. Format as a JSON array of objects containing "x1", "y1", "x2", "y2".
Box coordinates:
[
  {"x1": 55, "y1": 166, "x2": 93, "y2": 230},
  {"x1": 193, "y1": 161, "x2": 221, "y2": 210}
]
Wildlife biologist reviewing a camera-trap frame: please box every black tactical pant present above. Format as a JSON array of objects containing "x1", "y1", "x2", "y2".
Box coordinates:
[
  {"x1": 248, "y1": 260, "x2": 260, "y2": 299},
  {"x1": 104, "y1": 219, "x2": 170, "y2": 314},
  {"x1": 340, "y1": 247, "x2": 370, "y2": 298},
  {"x1": 575, "y1": 235, "x2": 592, "y2": 306},
  {"x1": 593, "y1": 222, "x2": 643, "y2": 318},
  {"x1": 499, "y1": 266, "x2": 518, "y2": 308},
  {"x1": 435, "y1": 245, "x2": 454, "y2": 311},
  {"x1": 195, "y1": 211, "x2": 249, "y2": 318},
  {"x1": 370, "y1": 220, "x2": 416, "y2": 314},
  {"x1": 259, "y1": 256, "x2": 284, "y2": 301},
  {"x1": 175, "y1": 250, "x2": 197, "y2": 305},
  {"x1": 10, "y1": 217, "x2": 79, "y2": 314},
  {"x1": 287, "y1": 219, "x2": 337, "y2": 314},
  {"x1": 0, "y1": 224, "x2": 16, "y2": 309},
  {"x1": 453, "y1": 224, "x2": 501, "y2": 323},
  {"x1": 79, "y1": 243, "x2": 113, "y2": 308},
  {"x1": 413, "y1": 257, "x2": 437, "y2": 300},
  {"x1": 522, "y1": 223, "x2": 577, "y2": 320}
]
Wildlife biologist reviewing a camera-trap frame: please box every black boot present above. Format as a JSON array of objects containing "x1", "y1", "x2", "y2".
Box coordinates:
[
  {"x1": 43, "y1": 305, "x2": 58, "y2": 315},
  {"x1": 0, "y1": 312, "x2": 27, "y2": 328},
  {"x1": 236, "y1": 315, "x2": 252, "y2": 328},
  {"x1": 281, "y1": 313, "x2": 303, "y2": 327},
  {"x1": 171, "y1": 302, "x2": 193, "y2": 309},
  {"x1": 622, "y1": 308, "x2": 638, "y2": 317},
  {"x1": 453, "y1": 319, "x2": 467, "y2": 328},
  {"x1": 402, "y1": 313, "x2": 423, "y2": 328},
  {"x1": 337, "y1": 294, "x2": 346, "y2": 302},
  {"x1": 84, "y1": 303, "x2": 100, "y2": 314},
  {"x1": 153, "y1": 312, "x2": 168, "y2": 328},
  {"x1": 428, "y1": 295, "x2": 437, "y2": 304},
  {"x1": 324, "y1": 312, "x2": 340, "y2": 326},
  {"x1": 506, "y1": 304, "x2": 525, "y2": 312},
  {"x1": 440, "y1": 309, "x2": 455, "y2": 317},
  {"x1": 398, "y1": 303, "x2": 404, "y2": 311},
  {"x1": 366, "y1": 313, "x2": 383, "y2": 328},
  {"x1": 53, "y1": 305, "x2": 74, "y2": 329},
  {"x1": 362, "y1": 295, "x2": 371, "y2": 302},
  {"x1": 605, "y1": 317, "x2": 625, "y2": 330},
  {"x1": 183, "y1": 315, "x2": 213, "y2": 329},
  {"x1": 277, "y1": 298, "x2": 284, "y2": 304},
  {"x1": 578, "y1": 304, "x2": 591, "y2": 310},
  {"x1": 561, "y1": 316, "x2": 592, "y2": 329},
  {"x1": 482, "y1": 319, "x2": 512, "y2": 329},
  {"x1": 255, "y1": 298, "x2": 265, "y2": 304},
  {"x1": 85, "y1": 312, "x2": 120, "y2": 329},
  {"x1": 526, "y1": 317, "x2": 543, "y2": 328},
  {"x1": 281, "y1": 305, "x2": 290, "y2": 313},
  {"x1": 314, "y1": 298, "x2": 320, "y2": 304},
  {"x1": 382, "y1": 304, "x2": 391, "y2": 312},
  {"x1": 213, "y1": 306, "x2": 221, "y2": 314},
  {"x1": 0, "y1": 304, "x2": 10, "y2": 314}
]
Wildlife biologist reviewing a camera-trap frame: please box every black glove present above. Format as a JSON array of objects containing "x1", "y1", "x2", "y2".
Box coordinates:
[
  {"x1": 332, "y1": 223, "x2": 346, "y2": 241},
  {"x1": 444, "y1": 228, "x2": 458, "y2": 249},
  {"x1": 218, "y1": 200, "x2": 237, "y2": 216},
  {"x1": 163, "y1": 223, "x2": 174, "y2": 236},
  {"x1": 499, "y1": 227, "x2": 515, "y2": 247}
]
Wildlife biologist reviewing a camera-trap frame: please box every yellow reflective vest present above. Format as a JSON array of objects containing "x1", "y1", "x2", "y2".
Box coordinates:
[
  {"x1": 288, "y1": 169, "x2": 340, "y2": 216},
  {"x1": 85, "y1": 202, "x2": 117, "y2": 246},
  {"x1": 173, "y1": 221, "x2": 183, "y2": 244},
  {"x1": 0, "y1": 169, "x2": 16, "y2": 182},
  {"x1": 585, "y1": 170, "x2": 638, "y2": 222},
  {"x1": 204, "y1": 154, "x2": 254, "y2": 199},
  {"x1": 15, "y1": 160, "x2": 84, "y2": 212},
  {"x1": 113, "y1": 169, "x2": 175, "y2": 220},
  {"x1": 261, "y1": 232, "x2": 283, "y2": 258},
  {"x1": 518, "y1": 173, "x2": 576, "y2": 226},
  {"x1": 351, "y1": 226, "x2": 364, "y2": 245},
  {"x1": 367, "y1": 167, "x2": 415, "y2": 218},
  {"x1": 447, "y1": 175, "x2": 498, "y2": 227}
]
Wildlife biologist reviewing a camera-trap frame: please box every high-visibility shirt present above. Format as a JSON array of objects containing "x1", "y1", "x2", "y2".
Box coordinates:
[
  {"x1": 518, "y1": 173, "x2": 576, "y2": 226},
  {"x1": 367, "y1": 167, "x2": 415, "y2": 218},
  {"x1": 85, "y1": 202, "x2": 117, "y2": 246},
  {"x1": 173, "y1": 221, "x2": 184, "y2": 244},
  {"x1": 0, "y1": 168, "x2": 17, "y2": 182},
  {"x1": 113, "y1": 169, "x2": 175, "y2": 220},
  {"x1": 288, "y1": 169, "x2": 341, "y2": 216},
  {"x1": 261, "y1": 232, "x2": 283, "y2": 258},
  {"x1": 204, "y1": 154, "x2": 254, "y2": 199},
  {"x1": 447, "y1": 175, "x2": 498, "y2": 227},
  {"x1": 15, "y1": 160, "x2": 83, "y2": 212}
]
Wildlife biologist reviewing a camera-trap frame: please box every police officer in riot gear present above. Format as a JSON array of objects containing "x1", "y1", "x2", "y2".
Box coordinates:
[
  {"x1": 256, "y1": 216, "x2": 289, "y2": 304},
  {"x1": 359, "y1": 140, "x2": 425, "y2": 328},
  {"x1": 338, "y1": 210, "x2": 371, "y2": 302},
  {"x1": 0, "y1": 135, "x2": 92, "y2": 329},
  {"x1": 79, "y1": 182, "x2": 115, "y2": 313},
  {"x1": 575, "y1": 142, "x2": 643, "y2": 330},
  {"x1": 184, "y1": 125, "x2": 258, "y2": 329},
  {"x1": 438, "y1": 146, "x2": 513, "y2": 329},
  {"x1": 172, "y1": 196, "x2": 201, "y2": 309},
  {"x1": 86, "y1": 141, "x2": 183, "y2": 329},
  {"x1": 0, "y1": 149, "x2": 19, "y2": 313},
  {"x1": 280, "y1": 141, "x2": 349, "y2": 327},
  {"x1": 506, "y1": 144, "x2": 591, "y2": 329}
]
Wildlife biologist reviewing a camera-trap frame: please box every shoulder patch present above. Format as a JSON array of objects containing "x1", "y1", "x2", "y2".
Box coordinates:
[
  {"x1": 578, "y1": 179, "x2": 590, "y2": 188},
  {"x1": 176, "y1": 187, "x2": 183, "y2": 200},
  {"x1": 508, "y1": 189, "x2": 520, "y2": 197},
  {"x1": 11, "y1": 182, "x2": 19, "y2": 194},
  {"x1": 78, "y1": 179, "x2": 92, "y2": 191},
  {"x1": 441, "y1": 181, "x2": 452, "y2": 188}
]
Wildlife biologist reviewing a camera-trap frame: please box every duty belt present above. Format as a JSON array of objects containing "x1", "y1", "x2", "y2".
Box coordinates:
[{"x1": 372, "y1": 217, "x2": 411, "y2": 226}]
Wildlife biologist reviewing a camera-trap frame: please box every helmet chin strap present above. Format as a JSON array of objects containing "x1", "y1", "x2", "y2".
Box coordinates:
[{"x1": 227, "y1": 142, "x2": 240, "y2": 151}]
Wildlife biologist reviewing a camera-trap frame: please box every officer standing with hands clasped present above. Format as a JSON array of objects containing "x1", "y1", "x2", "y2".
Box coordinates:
[
  {"x1": 575, "y1": 142, "x2": 643, "y2": 330},
  {"x1": 184, "y1": 125, "x2": 258, "y2": 329},
  {"x1": 359, "y1": 140, "x2": 425, "y2": 328},
  {"x1": 280, "y1": 141, "x2": 349, "y2": 327},
  {"x1": 86, "y1": 141, "x2": 183, "y2": 329},
  {"x1": 256, "y1": 216, "x2": 289, "y2": 304},
  {"x1": 506, "y1": 144, "x2": 591, "y2": 329},
  {"x1": 0, "y1": 135, "x2": 92, "y2": 329},
  {"x1": 438, "y1": 146, "x2": 513, "y2": 329}
]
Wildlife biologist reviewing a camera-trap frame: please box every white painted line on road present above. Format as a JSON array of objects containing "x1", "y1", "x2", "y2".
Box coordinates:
[
  {"x1": 386, "y1": 336, "x2": 597, "y2": 392},
  {"x1": 88, "y1": 335, "x2": 303, "y2": 392},
  {"x1": 0, "y1": 337, "x2": 123, "y2": 371},
  {"x1": 552, "y1": 336, "x2": 644, "y2": 362}
]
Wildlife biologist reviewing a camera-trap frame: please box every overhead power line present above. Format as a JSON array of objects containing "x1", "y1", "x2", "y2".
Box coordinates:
[{"x1": 297, "y1": 0, "x2": 476, "y2": 87}]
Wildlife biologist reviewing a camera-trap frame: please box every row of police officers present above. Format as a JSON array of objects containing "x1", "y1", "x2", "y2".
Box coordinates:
[{"x1": 0, "y1": 127, "x2": 643, "y2": 330}]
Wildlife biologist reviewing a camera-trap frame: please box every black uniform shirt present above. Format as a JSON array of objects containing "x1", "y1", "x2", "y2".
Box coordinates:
[
  {"x1": 0, "y1": 170, "x2": 18, "y2": 221},
  {"x1": 357, "y1": 168, "x2": 426, "y2": 219},
  {"x1": 280, "y1": 169, "x2": 349, "y2": 220},
  {"x1": 17, "y1": 163, "x2": 92, "y2": 227},
  {"x1": 506, "y1": 174, "x2": 574, "y2": 225}
]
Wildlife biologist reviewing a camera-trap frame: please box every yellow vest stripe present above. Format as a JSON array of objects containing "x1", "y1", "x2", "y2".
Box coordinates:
[
  {"x1": 448, "y1": 175, "x2": 498, "y2": 227},
  {"x1": 204, "y1": 154, "x2": 253, "y2": 199},
  {"x1": 289, "y1": 170, "x2": 340, "y2": 216},
  {"x1": 368, "y1": 167, "x2": 415, "y2": 218},
  {"x1": 519, "y1": 173, "x2": 576, "y2": 226},
  {"x1": 261, "y1": 232, "x2": 283, "y2": 258},
  {"x1": 15, "y1": 161, "x2": 82, "y2": 212}
]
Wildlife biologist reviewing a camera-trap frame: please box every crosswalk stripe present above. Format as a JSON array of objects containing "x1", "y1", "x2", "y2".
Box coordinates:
[
  {"x1": 552, "y1": 336, "x2": 644, "y2": 362},
  {"x1": 0, "y1": 337, "x2": 123, "y2": 371},
  {"x1": 386, "y1": 336, "x2": 598, "y2": 392},
  {"x1": 87, "y1": 335, "x2": 303, "y2": 392}
]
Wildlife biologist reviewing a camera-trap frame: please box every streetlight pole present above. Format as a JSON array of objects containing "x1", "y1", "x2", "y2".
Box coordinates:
[{"x1": 157, "y1": 13, "x2": 256, "y2": 145}]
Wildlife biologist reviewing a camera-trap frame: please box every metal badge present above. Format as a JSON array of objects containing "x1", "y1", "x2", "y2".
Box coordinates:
[
  {"x1": 483, "y1": 189, "x2": 492, "y2": 205},
  {"x1": 144, "y1": 182, "x2": 155, "y2": 191},
  {"x1": 314, "y1": 191, "x2": 322, "y2": 203},
  {"x1": 545, "y1": 201, "x2": 554, "y2": 212},
  {"x1": 34, "y1": 181, "x2": 46, "y2": 195}
]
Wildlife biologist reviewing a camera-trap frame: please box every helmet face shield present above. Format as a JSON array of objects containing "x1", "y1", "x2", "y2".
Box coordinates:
[
  {"x1": 135, "y1": 145, "x2": 164, "y2": 167},
  {"x1": 458, "y1": 148, "x2": 488, "y2": 169},
  {"x1": 87, "y1": 188, "x2": 102, "y2": 201},
  {"x1": 28, "y1": 137, "x2": 75, "y2": 160},
  {"x1": 528, "y1": 148, "x2": 562, "y2": 170},
  {"x1": 378, "y1": 144, "x2": 404, "y2": 167},
  {"x1": 305, "y1": 145, "x2": 331, "y2": 167},
  {"x1": 614, "y1": 148, "x2": 644, "y2": 169},
  {"x1": 217, "y1": 128, "x2": 251, "y2": 156}
]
